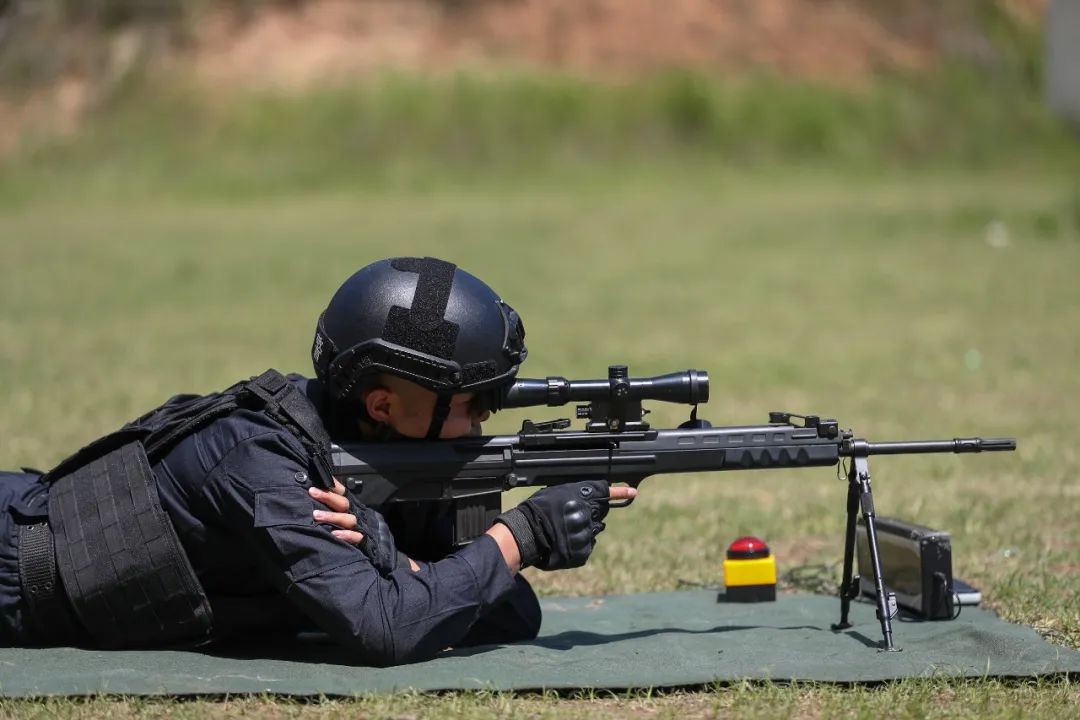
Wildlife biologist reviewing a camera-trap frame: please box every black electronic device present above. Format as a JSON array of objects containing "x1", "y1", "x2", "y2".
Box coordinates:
[{"x1": 856, "y1": 516, "x2": 970, "y2": 620}]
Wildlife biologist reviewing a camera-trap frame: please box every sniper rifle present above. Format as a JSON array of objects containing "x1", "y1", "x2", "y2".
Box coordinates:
[{"x1": 333, "y1": 365, "x2": 1016, "y2": 652}]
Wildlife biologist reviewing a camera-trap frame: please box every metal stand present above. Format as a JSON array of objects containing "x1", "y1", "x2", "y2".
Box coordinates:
[{"x1": 831, "y1": 439, "x2": 901, "y2": 651}]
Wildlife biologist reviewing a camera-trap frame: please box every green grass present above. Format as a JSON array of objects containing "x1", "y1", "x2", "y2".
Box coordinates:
[
  {"x1": 1, "y1": 163, "x2": 1078, "y2": 716},
  {"x1": 0, "y1": 678, "x2": 1077, "y2": 719},
  {"x1": 2, "y1": 67, "x2": 1077, "y2": 208}
]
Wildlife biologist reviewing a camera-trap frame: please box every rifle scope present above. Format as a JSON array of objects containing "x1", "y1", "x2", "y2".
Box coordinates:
[{"x1": 501, "y1": 366, "x2": 709, "y2": 408}]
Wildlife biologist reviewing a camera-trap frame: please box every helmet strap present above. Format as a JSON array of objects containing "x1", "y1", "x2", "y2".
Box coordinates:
[{"x1": 426, "y1": 393, "x2": 453, "y2": 440}]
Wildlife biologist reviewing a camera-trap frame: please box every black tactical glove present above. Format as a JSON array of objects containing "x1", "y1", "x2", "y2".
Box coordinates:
[
  {"x1": 494, "y1": 480, "x2": 612, "y2": 570},
  {"x1": 349, "y1": 502, "x2": 409, "y2": 575}
]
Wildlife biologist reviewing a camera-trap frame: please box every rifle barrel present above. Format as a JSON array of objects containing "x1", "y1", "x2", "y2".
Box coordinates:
[{"x1": 864, "y1": 437, "x2": 1016, "y2": 455}]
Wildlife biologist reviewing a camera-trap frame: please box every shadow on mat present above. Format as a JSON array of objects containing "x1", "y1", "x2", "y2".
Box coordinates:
[
  {"x1": 512, "y1": 624, "x2": 825, "y2": 652},
  {"x1": 836, "y1": 630, "x2": 884, "y2": 649},
  {"x1": 195, "y1": 623, "x2": 883, "y2": 665},
  {"x1": 195, "y1": 624, "x2": 824, "y2": 665}
]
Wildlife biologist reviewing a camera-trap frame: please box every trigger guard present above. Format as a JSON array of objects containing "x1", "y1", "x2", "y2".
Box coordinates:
[{"x1": 608, "y1": 496, "x2": 635, "y2": 509}]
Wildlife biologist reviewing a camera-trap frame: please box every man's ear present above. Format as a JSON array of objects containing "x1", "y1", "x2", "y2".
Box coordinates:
[{"x1": 364, "y1": 387, "x2": 395, "y2": 425}]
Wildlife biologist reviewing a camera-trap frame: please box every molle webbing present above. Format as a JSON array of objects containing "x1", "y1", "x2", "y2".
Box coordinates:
[
  {"x1": 33, "y1": 369, "x2": 334, "y2": 648},
  {"x1": 44, "y1": 370, "x2": 333, "y2": 492},
  {"x1": 48, "y1": 441, "x2": 213, "y2": 649}
]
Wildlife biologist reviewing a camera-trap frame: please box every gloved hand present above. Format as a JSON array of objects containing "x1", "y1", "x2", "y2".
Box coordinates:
[
  {"x1": 310, "y1": 480, "x2": 408, "y2": 575},
  {"x1": 349, "y1": 502, "x2": 408, "y2": 575},
  {"x1": 494, "y1": 480, "x2": 612, "y2": 570}
]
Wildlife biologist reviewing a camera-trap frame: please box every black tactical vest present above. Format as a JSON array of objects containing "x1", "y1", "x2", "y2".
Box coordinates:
[{"x1": 22, "y1": 370, "x2": 334, "y2": 649}]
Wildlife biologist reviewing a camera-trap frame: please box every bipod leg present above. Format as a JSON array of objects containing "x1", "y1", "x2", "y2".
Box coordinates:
[
  {"x1": 852, "y1": 447, "x2": 900, "y2": 652},
  {"x1": 831, "y1": 460, "x2": 861, "y2": 632}
]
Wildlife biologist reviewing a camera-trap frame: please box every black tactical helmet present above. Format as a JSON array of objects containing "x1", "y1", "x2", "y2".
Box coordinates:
[{"x1": 312, "y1": 257, "x2": 527, "y2": 437}]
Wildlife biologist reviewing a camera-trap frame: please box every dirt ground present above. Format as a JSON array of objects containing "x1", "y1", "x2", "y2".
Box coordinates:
[
  {"x1": 186, "y1": 0, "x2": 1046, "y2": 88},
  {"x1": 190, "y1": 0, "x2": 948, "y2": 89},
  {"x1": 0, "y1": 0, "x2": 1048, "y2": 154}
]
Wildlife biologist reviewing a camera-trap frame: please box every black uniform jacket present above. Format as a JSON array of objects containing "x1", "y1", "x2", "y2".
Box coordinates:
[{"x1": 0, "y1": 376, "x2": 539, "y2": 665}]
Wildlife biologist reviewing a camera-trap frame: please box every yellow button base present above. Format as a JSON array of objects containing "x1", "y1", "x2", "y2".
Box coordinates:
[{"x1": 723, "y1": 555, "x2": 777, "y2": 587}]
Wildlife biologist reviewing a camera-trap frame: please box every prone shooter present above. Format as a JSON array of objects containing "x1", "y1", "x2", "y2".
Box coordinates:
[
  {"x1": 0, "y1": 257, "x2": 632, "y2": 663},
  {"x1": 0, "y1": 255, "x2": 1016, "y2": 659}
]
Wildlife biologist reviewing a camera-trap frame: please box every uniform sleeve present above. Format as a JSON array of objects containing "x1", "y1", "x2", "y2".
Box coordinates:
[{"x1": 202, "y1": 431, "x2": 520, "y2": 666}]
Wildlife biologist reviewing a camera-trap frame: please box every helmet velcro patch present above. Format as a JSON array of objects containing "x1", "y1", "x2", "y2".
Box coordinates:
[{"x1": 384, "y1": 257, "x2": 459, "y2": 360}]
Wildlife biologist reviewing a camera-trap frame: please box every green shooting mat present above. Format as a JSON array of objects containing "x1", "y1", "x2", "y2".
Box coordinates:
[{"x1": 1, "y1": 591, "x2": 1077, "y2": 696}]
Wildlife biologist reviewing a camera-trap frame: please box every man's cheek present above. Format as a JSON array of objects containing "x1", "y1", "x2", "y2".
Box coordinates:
[
  {"x1": 394, "y1": 417, "x2": 428, "y2": 439},
  {"x1": 440, "y1": 418, "x2": 473, "y2": 439}
]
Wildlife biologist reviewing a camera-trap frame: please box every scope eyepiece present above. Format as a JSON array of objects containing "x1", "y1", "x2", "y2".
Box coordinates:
[{"x1": 501, "y1": 366, "x2": 709, "y2": 409}]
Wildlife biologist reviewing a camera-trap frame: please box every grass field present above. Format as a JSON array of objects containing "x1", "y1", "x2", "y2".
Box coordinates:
[{"x1": 1, "y1": 163, "x2": 1078, "y2": 716}]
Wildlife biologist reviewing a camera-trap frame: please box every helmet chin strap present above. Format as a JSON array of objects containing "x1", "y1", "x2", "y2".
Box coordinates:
[{"x1": 426, "y1": 393, "x2": 453, "y2": 440}]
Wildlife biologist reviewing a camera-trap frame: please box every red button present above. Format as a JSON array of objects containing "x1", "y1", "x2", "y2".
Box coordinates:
[{"x1": 727, "y1": 536, "x2": 771, "y2": 559}]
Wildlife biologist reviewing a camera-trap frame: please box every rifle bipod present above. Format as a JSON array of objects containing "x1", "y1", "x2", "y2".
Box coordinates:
[{"x1": 831, "y1": 440, "x2": 901, "y2": 652}]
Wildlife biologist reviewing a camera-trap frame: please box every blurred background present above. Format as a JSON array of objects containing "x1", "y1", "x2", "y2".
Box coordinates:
[
  {"x1": 0, "y1": 0, "x2": 1078, "y2": 653},
  {"x1": 0, "y1": 0, "x2": 1076, "y2": 196}
]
